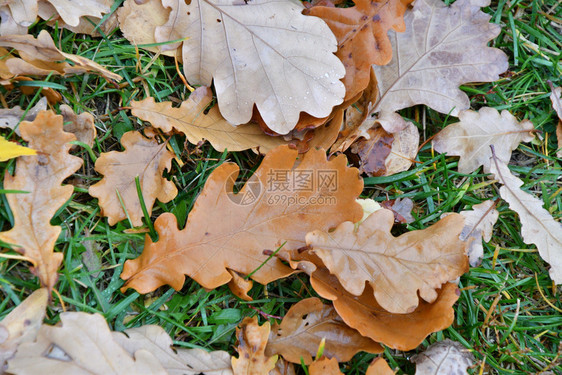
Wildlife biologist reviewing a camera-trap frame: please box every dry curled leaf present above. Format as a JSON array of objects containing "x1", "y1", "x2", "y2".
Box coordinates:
[
  {"x1": 433, "y1": 107, "x2": 535, "y2": 174},
  {"x1": 308, "y1": 357, "x2": 343, "y2": 375},
  {"x1": 308, "y1": 0, "x2": 412, "y2": 101},
  {"x1": 490, "y1": 158, "x2": 562, "y2": 284},
  {"x1": 113, "y1": 325, "x2": 233, "y2": 375},
  {"x1": 366, "y1": 357, "x2": 394, "y2": 375},
  {"x1": 349, "y1": 126, "x2": 394, "y2": 176},
  {"x1": 89, "y1": 130, "x2": 178, "y2": 227},
  {"x1": 371, "y1": 0, "x2": 508, "y2": 116},
  {"x1": 549, "y1": 85, "x2": 562, "y2": 158},
  {"x1": 0, "y1": 111, "x2": 83, "y2": 292},
  {"x1": 0, "y1": 30, "x2": 121, "y2": 82},
  {"x1": 121, "y1": 146, "x2": 363, "y2": 293},
  {"x1": 0, "y1": 288, "x2": 47, "y2": 371},
  {"x1": 306, "y1": 209, "x2": 468, "y2": 313},
  {"x1": 0, "y1": 97, "x2": 47, "y2": 136},
  {"x1": 157, "y1": 0, "x2": 345, "y2": 134},
  {"x1": 36, "y1": 0, "x2": 115, "y2": 35},
  {"x1": 265, "y1": 297, "x2": 382, "y2": 365},
  {"x1": 384, "y1": 120, "x2": 419, "y2": 176},
  {"x1": 381, "y1": 197, "x2": 414, "y2": 224},
  {"x1": 232, "y1": 317, "x2": 277, "y2": 375},
  {"x1": 309, "y1": 268, "x2": 460, "y2": 351},
  {"x1": 7, "y1": 312, "x2": 167, "y2": 375},
  {"x1": 60, "y1": 104, "x2": 97, "y2": 149},
  {"x1": 411, "y1": 339, "x2": 474, "y2": 375},
  {"x1": 131, "y1": 87, "x2": 285, "y2": 153},
  {"x1": 227, "y1": 270, "x2": 254, "y2": 301}
]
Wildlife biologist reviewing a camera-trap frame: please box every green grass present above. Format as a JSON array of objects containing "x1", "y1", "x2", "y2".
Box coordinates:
[{"x1": 1, "y1": 0, "x2": 561, "y2": 374}]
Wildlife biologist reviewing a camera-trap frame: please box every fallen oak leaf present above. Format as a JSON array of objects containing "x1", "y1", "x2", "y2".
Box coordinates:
[
  {"x1": 120, "y1": 145, "x2": 363, "y2": 293},
  {"x1": 157, "y1": 0, "x2": 346, "y2": 134},
  {"x1": 433, "y1": 107, "x2": 535, "y2": 174},
  {"x1": 0, "y1": 111, "x2": 83, "y2": 292},
  {"x1": 306, "y1": 209, "x2": 468, "y2": 313},
  {"x1": 232, "y1": 317, "x2": 277, "y2": 375},
  {"x1": 0, "y1": 135, "x2": 36, "y2": 161},
  {"x1": 0, "y1": 97, "x2": 47, "y2": 136},
  {"x1": 489, "y1": 154, "x2": 562, "y2": 284},
  {"x1": 227, "y1": 269, "x2": 254, "y2": 301},
  {"x1": 89, "y1": 130, "x2": 178, "y2": 227},
  {"x1": 265, "y1": 297, "x2": 382, "y2": 365},
  {"x1": 411, "y1": 339, "x2": 474, "y2": 374},
  {"x1": 381, "y1": 197, "x2": 414, "y2": 224},
  {"x1": 308, "y1": 357, "x2": 343, "y2": 375},
  {"x1": 60, "y1": 104, "x2": 97, "y2": 149},
  {"x1": 366, "y1": 357, "x2": 394, "y2": 375},
  {"x1": 549, "y1": 84, "x2": 562, "y2": 158},
  {"x1": 371, "y1": 0, "x2": 508, "y2": 116}
]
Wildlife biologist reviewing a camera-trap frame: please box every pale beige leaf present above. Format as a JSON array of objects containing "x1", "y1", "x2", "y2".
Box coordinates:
[
  {"x1": 306, "y1": 209, "x2": 468, "y2": 314},
  {"x1": 232, "y1": 317, "x2": 277, "y2": 375},
  {"x1": 0, "y1": 97, "x2": 47, "y2": 136},
  {"x1": 384, "y1": 120, "x2": 419, "y2": 176},
  {"x1": 443, "y1": 200, "x2": 499, "y2": 267},
  {"x1": 0, "y1": 111, "x2": 83, "y2": 292},
  {"x1": 60, "y1": 104, "x2": 97, "y2": 149},
  {"x1": 131, "y1": 87, "x2": 285, "y2": 153},
  {"x1": 158, "y1": 0, "x2": 345, "y2": 134},
  {"x1": 37, "y1": 0, "x2": 117, "y2": 36},
  {"x1": 489, "y1": 159, "x2": 562, "y2": 284},
  {"x1": 551, "y1": 86, "x2": 562, "y2": 120},
  {"x1": 7, "y1": 312, "x2": 167, "y2": 375},
  {"x1": 89, "y1": 130, "x2": 178, "y2": 227},
  {"x1": 433, "y1": 107, "x2": 535, "y2": 174},
  {"x1": 371, "y1": 0, "x2": 508, "y2": 116},
  {"x1": 113, "y1": 325, "x2": 233, "y2": 375},
  {"x1": 3, "y1": 0, "x2": 36, "y2": 25},
  {"x1": 0, "y1": 6, "x2": 29, "y2": 36},
  {"x1": 411, "y1": 339, "x2": 474, "y2": 375},
  {"x1": 44, "y1": 0, "x2": 110, "y2": 27},
  {"x1": 265, "y1": 298, "x2": 382, "y2": 365},
  {"x1": 0, "y1": 289, "x2": 47, "y2": 371}
]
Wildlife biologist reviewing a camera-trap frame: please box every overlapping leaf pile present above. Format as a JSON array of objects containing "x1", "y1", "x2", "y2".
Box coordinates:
[{"x1": 0, "y1": 0, "x2": 561, "y2": 373}]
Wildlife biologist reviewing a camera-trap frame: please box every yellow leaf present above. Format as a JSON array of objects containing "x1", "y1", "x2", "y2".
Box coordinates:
[{"x1": 0, "y1": 136, "x2": 36, "y2": 161}]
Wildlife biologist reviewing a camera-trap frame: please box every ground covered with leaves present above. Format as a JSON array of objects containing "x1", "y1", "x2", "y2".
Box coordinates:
[{"x1": 0, "y1": 0, "x2": 561, "y2": 374}]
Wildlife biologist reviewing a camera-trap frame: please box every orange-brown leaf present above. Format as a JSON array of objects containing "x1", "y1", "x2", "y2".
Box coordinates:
[
  {"x1": 0, "y1": 111, "x2": 83, "y2": 291},
  {"x1": 120, "y1": 146, "x2": 363, "y2": 293},
  {"x1": 366, "y1": 357, "x2": 394, "y2": 375},
  {"x1": 308, "y1": 357, "x2": 343, "y2": 375},
  {"x1": 308, "y1": 0, "x2": 412, "y2": 101},
  {"x1": 232, "y1": 317, "x2": 277, "y2": 375},
  {"x1": 265, "y1": 298, "x2": 382, "y2": 365},
  {"x1": 89, "y1": 130, "x2": 177, "y2": 227}
]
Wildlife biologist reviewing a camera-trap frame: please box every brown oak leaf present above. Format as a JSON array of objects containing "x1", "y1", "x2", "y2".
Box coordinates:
[
  {"x1": 89, "y1": 130, "x2": 178, "y2": 227},
  {"x1": 265, "y1": 298, "x2": 382, "y2": 365},
  {"x1": 121, "y1": 146, "x2": 363, "y2": 293},
  {"x1": 308, "y1": 357, "x2": 343, "y2": 375},
  {"x1": 232, "y1": 317, "x2": 277, "y2": 375},
  {"x1": 308, "y1": 0, "x2": 413, "y2": 101},
  {"x1": 60, "y1": 104, "x2": 97, "y2": 149},
  {"x1": 306, "y1": 209, "x2": 468, "y2": 313},
  {"x1": 0, "y1": 111, "x2": 83, "y2": 292},
  {"x1": 366, "y1": 357, "x2": 394, "y2": 375}
]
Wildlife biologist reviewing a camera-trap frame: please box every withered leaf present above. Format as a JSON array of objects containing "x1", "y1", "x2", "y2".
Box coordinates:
[
  {"x1": 40, "y1": 0, "x2": 111, "y2": 27},
  {"x1": 0, "y1": 111, "x2": 83, "y2": 292},
  {"x1": 0, "y1": 97, "x2": 47, "y2": 136},
  {"x1": 0, "y1": 6, "x2": 28, "y2": 36},
  {"x1": 113, "y1": 325, "x2": 233, "y2": 375},
  {"x1": 411, "y1": 339, "x2": 474, "y2": 375},
  {"x1": 60, "y1": 104, "x2": 97, "y2": 149},
  {"x1": 549, "y1": 85, "x2": 562, "y2": 158},
  {"x1": 381, "y1": 197, "x2": 414, "y2": 224},
  {"x1": 7, "y1": 312, "x2": 167, "y2": 375},
  {"x1": 0, "y1": 288, "x2": 47, "y2": 371},
  {"x1": 366, "y1": 357, "x2": 394, "y2": 375},
  {"x1": 308, "y1": 0, "x2": 412, "y2": 101},
  {"x1": 306, "y1": 209, "x2": 468, "y2": 314},
  {"x1": 371, "y1": 0, "x2": 508, "y2": 116},
  {"x1": 433, "y1": 107, "x2": 535, "y2": 174},
  {"x1": 157, "y1": 0, "x2": 345, "y2": 134},
  {"x1": 350, "y1": 126, "x2": 394, "y2": 176},
  {"x1": 310, "y1": 268, "x2": 460, "y2": 351},
  {"x1": 89, "y1": 130, "x2": 178, "y2": 227},
  {"x1": 265, "y1": 297, "x2": 382, "y2": 365},
  {"x1": 227, "y1": 270, "x2": 254, "y2": 301},
  {"x1": 232, "y1": 317, "x2": 277, "y2": 375},
  {"x1": 121, "y1": 146, "x2": 363, "y2": 293},
  {"x1": 308, "y1": 357, "x2": 343, "y2": 375},
  {"x1": 131, "y1": 87, "x2": 285, "y2": 153},
  {"x1": 384, "y1": 120, "x2": 419, "y2": 176},
  {"x1": 490, "y1": 158, "x2": 562, "y2": 284}
]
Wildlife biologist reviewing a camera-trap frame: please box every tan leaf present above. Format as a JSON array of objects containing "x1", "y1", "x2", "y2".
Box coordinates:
[
  {"x1": 60, "y1": 104, "x2": 97, "y2": 149},
  {"x1": 6, "y1": 312, "x2": 167, "y2": 375},
  {"x1": 43, "y1": 0, "x2": 110, "y2": 27},
  {"x1": 0, "y1": 97, "x2": 47, "y2": 136},
  {"x1": 384, "y1": 120, "x2": 419, "y2": 176},
  {"x1": 0, "y1": 111, "x2": 83, "y2": 291},
  {"x1": 227, "y1": 270, "x2": 254, "y2": 301},
  {"x1": 265, "y1": 297, "x2": 382, "y2": 365},
  {"x1": 489, "y1": 158, "x2": 562, "y2": 284},
  {"x1": 549, "y1": 85, "x2": 562, "y2": 158},
  {"x1": 120, "y1": 146, "x2": 363, "y2": 293},
  {"x1": 157, "y1": 0, "x2": 345, "y2": 134},
  {"x1": 113, "y1": 325, "x2": 233, "y2": 375},
  {"x1": 371, "y1": 0, "x2": 508, "y2": 116},
  {"x1": 306, "y1": 209, "x2": 468, "y2": 313},
  {"x1": 433, "y1": 107, "x2": 535, "y2": 174},
  {"x1": 411, "y1": 339, "x2": 474, "y2": 374},
  {"x1": 366, "y1": 357, "x2": 394, "y2": 375},
  {"x1": 89, "y1": 130, "x2": 178, "y2": 227},
  {"x1": 0, "y1": 6, "x2": 29, "y2": 36},
  {"x1": 308, "y1": 357, "x2": 343, "y2": 375},
  {"x1": 443, "y1": 200, "x2": 499, "y2": 267},
  {"x1": 308, "y1": 0, "x2": 412, "y2": 101},
  {"x1": 0, "y1": 30, "x2": 121, "y2": 82},
  {"x1": 232, "y1": 317, "x2": 277, "y2": 375},
  {"x1": 2, "y1": 0, "x2": 36, "y2": 26},
  {"x1": 0, "y1": 289, "x2": 48, "y2": 371},
  {"x1": 131, "y1": 87, "x2": 285, "y2": 153},
  {"x1": 269, "y1": 359, "x2": 295, "y2": 375},
  {"x1": 310, "y1": 268, "x2": 460, "y2": 351}
]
